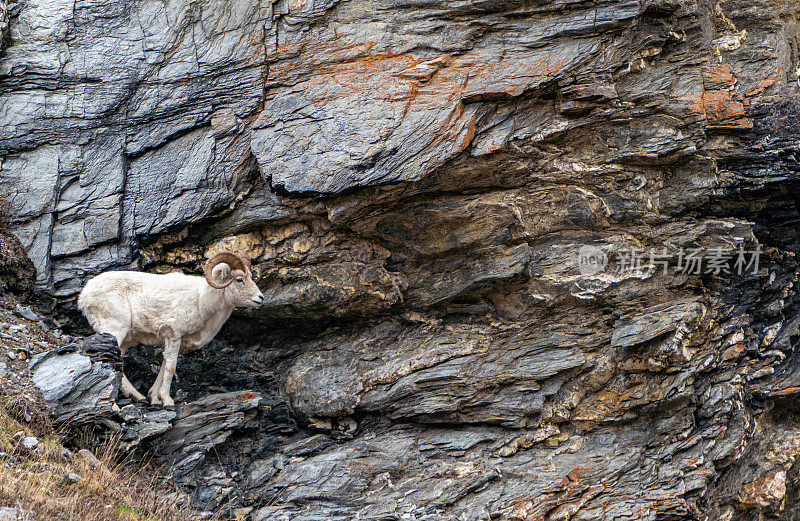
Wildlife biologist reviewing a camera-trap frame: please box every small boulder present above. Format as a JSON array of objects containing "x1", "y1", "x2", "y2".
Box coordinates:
[
  {"x1": 77, "y1": 449, "x2": 102, "y2": 468},
  {"x1": 740, "y1": 469, "x2": 786, "y2": 508},
  {"x1": 0, "y1": 506, "x2": 35, "y2": 521},
  {"x1": 20, "y1": 436, "x2": 38, "y2": 451},
  {"x1": 14, "y1": 305, "x2": 39, "y2": 323},
  {"x1": 62, "y1": 472, "x2": 82, "y2": 485},
  {"x1": 29, "y1": 335, "x2": 120, "y2": 426}
]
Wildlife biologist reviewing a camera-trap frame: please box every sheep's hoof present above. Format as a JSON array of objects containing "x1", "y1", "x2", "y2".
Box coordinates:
[{"x1": 127, "y1": 390, "x2": 147, "y2": 402}]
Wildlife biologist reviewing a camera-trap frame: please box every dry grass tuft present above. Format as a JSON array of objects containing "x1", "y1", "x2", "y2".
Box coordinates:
[
  {"x1": 0, "y1": 390, "x2": 51, "y2": 435},
  {"x1": 0, "y1": 407, "x2": 199, "y2": 521},
  {"x1": 0, "y1": 293, "x2": 205, "y2": 520}
]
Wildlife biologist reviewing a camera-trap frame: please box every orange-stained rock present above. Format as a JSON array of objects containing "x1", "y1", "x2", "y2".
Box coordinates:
[{"x1": 739, "y1": 470, "x2": 786, "y2": 509}]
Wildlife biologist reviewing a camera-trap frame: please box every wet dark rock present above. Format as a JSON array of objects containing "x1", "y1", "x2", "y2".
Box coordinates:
[
  {"x1": 119, "y1": 409, "x2": 176, "y2": 452},
  {"x1": 153, "y1": 391, "x2": 263, "y2": 478}
]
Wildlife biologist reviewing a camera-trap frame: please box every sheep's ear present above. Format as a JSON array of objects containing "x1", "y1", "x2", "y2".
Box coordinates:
[{"x1": 211, "y1": 263, "x2": 232, "y2": 284}]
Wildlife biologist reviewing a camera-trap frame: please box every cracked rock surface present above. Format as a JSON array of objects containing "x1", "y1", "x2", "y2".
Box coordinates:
[
  {"x1": 4, "y1": 0, "x2": 800, "y2": 519},
  {"x1": 28, "y1": 335, "x2": 264, "y2": 494}
]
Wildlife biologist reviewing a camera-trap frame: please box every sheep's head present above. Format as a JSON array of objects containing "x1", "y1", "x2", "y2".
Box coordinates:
[{"x1": 204, "y1": 252, "x2": 264, "y2": 308}]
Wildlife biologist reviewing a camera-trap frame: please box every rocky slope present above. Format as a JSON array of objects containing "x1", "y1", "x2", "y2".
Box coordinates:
[
  {"x1": 3, "y1": 0, "x2": 800, "y2": 519},
  {"x1": 0, "y1": 297, "x2": 199, "y2": 521}
]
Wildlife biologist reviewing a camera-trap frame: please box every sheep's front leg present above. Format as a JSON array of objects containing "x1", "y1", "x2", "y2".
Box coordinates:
[
  {"x1": 148, "y1": 362, "x2": 167, "y2": 405},
  {"x1": 156, "y1": 337, "x2": 181, "y2": 409}
]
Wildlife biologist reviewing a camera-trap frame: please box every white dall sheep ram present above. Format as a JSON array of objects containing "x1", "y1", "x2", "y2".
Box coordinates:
[{"x1": 77, "y1": 252, "x2": 264, "y2": 407}]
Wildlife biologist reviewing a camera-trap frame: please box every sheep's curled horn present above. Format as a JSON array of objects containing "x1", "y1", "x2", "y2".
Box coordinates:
[{"x1": 204, "y1": 252, "x2": 251, "y2": 289}]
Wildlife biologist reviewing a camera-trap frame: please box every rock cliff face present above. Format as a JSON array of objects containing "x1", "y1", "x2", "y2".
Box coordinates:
[{"x1": 3, "y1": 0, "x2": 800, "y2": 519}]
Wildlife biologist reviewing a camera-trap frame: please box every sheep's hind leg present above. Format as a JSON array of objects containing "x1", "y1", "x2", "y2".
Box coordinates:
[
  {"x1": 121, "y1": 375, "x2": 147, "y2": 402},
  {"x1": 114, "y1": 334, "x2": 146, "y2": 403}
]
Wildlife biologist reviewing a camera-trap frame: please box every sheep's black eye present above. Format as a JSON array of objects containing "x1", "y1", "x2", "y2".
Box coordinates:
[{"x1": 237, "y1": 278, "x2": 244, "y2": 283}]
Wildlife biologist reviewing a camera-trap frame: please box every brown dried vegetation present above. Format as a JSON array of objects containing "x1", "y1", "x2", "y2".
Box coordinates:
[
  {"x1": 0, "y1": 407, "x2": 196, "y2": 521},
  {"x1": 0, "y1": 295, "x2": 198, "y2": 521},
  {"x1": 0, "y1": 196, "x2": 34, "y2": 295}
]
